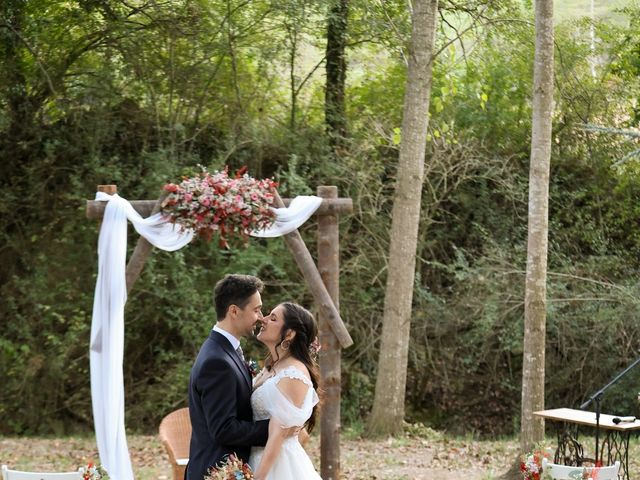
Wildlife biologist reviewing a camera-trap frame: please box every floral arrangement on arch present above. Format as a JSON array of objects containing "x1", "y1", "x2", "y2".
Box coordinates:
[
  {"x1": 520, "y1": 448, "x2": 550, "y2": 480},
  {"x1": 83, "y1": 463, "x2": 109, "y2": 480},
  {"x1": 204, "y1": 454, "x2": 254, "y2": 480},
  {"x1": 162, "y1": 166, "x2": 278, "y2": 247}
]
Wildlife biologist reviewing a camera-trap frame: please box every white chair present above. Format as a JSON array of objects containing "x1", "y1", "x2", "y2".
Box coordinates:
[
  {"x1": 1, "y1": 465, "x2": 84, "y2": 480},
  {"x1": 542, "y1": 458, "x2": 620, "y2": 479}
]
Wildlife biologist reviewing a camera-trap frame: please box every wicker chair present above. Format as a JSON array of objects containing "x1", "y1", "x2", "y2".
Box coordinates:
[
  {"x1": 159, "y1": 407, "x2": 191, "y2": 480},
  {"x1": 2, "y1": 465, "x2": 84, "y2": 480}
]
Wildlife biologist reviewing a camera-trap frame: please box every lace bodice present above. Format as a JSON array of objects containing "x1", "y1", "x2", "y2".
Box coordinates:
[{"x1": 251, "y1": 365, "x2": 318, "y2": 425}]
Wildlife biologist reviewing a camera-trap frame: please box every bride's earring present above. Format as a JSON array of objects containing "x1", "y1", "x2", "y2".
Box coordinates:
[{"x1": 281, "y1": 339, "x2": 291, "y2": 351}]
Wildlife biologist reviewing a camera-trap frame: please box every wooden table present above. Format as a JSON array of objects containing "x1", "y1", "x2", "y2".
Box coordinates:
[{"x1": 535, "y1": 408, "x2": 640, "y2": 480}]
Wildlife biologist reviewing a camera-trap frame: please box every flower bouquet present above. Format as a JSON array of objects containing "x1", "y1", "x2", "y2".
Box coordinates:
[
  {"x1": 520, "y1": 448, "x2": 550, "y2": 480},
  {"x1": 83, "y1": 463, "x2": 109, "y2": 480},
  {"x1": 204, "y1": 454, "x2": 254, "y2": 480},
  {"x1": 162, "y1": 166, "x2": 277, "y2": 247}
]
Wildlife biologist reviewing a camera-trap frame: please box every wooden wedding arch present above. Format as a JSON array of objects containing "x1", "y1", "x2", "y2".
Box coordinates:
[{"x1": 86, "y1": 184, "x2": 352, "y2": 480}]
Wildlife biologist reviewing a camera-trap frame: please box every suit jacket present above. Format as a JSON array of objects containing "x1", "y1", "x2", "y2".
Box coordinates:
[{"x1": 186, "y1": 331, "x2": 269, "y2": 480}]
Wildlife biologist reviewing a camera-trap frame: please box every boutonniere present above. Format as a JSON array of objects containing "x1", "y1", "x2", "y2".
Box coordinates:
[{"x1": 246, "y1": 359, "x2": 259, "y2": 378}]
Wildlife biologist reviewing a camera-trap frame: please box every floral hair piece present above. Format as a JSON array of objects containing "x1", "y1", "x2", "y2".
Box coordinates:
[{"x1": 310, "y1": 337, "x2": 321, "y2": 356}]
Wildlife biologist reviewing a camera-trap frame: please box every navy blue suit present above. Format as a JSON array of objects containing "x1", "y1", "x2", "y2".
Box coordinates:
[{"x1": 186, "y1": 331, "x2": 269, "y2": 480}]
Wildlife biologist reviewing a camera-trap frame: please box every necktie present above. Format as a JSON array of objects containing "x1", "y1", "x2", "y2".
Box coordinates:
[{"x1": 236, "y1": 345, "x2": 245, "y2": 363}]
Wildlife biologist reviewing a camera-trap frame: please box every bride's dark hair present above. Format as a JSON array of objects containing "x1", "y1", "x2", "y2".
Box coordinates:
[{"x1": 267, "y1": 302, "x2": 321, "y2": 433}]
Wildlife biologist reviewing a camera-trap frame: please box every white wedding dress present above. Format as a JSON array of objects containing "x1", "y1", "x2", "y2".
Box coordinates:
[{"x1": 248, "y1": 366, "x2": 322, "y2": 479}]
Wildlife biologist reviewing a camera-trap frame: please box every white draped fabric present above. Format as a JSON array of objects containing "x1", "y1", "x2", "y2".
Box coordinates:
[
  {"x1": 250, "y1": 195, "x2": 323, "y2": 238},
  {"x1": 90, "y1": 193, "x2": 194, "y2": 480},
  {"x1": 90, "y1": 192, "x2": 321, "y2": 479}
]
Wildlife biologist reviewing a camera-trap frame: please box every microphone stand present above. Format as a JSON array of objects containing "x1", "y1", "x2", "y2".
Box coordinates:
[{"x1": 580, "y1": 355, "x2": 640, "y2": 465}]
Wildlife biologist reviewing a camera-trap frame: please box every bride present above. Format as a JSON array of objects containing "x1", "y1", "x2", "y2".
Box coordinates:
[{"x1": 249, "y1": 302, "x2": 322, "y2": 480}]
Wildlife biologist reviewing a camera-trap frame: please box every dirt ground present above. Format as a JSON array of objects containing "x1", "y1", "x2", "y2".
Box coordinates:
[
  {"x1": 0, "y1": 431, "x2": 519, "y2": 480},
  {"x1": 330, "y1": 433, "x2": 518, "y2": 479}
]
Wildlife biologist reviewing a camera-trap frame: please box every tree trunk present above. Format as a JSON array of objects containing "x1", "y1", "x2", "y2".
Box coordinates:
[
  {"x1": 366, "y1": 0, "x2": 439, "y2": 437},
  {"x1": 287, "y1": 23, "x2": 298, "y2": 132},
  {"x1": 324, "y1": 0, "x2": 349, "y2": 151},
  {"x1": 521, "y1": 0, "x2": 554, "y2": 454}
]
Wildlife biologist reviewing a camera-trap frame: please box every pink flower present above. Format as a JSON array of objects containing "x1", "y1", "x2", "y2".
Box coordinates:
[{"x1": 162, "y1": 167, "x2": 276, "y2": 245}]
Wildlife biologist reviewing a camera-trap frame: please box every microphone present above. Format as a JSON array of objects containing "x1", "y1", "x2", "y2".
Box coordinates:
[{"x1": 612, "y1": 416, "x2": 636, "y2": 424}]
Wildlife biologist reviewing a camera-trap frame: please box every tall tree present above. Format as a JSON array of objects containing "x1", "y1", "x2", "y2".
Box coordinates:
[
  {"x1": 520, "y1": 0, "x2": 554, "y2": 453},
  {"x1": 367, "y1": 0, "x2": 439, "y2": 436},
  {"x1": 325, "y1": 0, "x2": 349, "y2": 151},
  {"x1": 320, "y1": 1, "x2": 349, "y2": 477}
]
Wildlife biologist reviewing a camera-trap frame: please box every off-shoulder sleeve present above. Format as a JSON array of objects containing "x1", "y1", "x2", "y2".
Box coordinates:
[{"x1": 262, "y1": 367, "x2": 319, "y2": 427}]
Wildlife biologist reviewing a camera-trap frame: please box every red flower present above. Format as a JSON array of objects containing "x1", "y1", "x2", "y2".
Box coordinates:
[{"x1": 162, "y1": 167, "x2": 276, "y2": 246}]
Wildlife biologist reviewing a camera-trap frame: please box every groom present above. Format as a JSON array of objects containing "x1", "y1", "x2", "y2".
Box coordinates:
[{"x1": 186, "y1": 274, "x2": 270, "y2": 480}]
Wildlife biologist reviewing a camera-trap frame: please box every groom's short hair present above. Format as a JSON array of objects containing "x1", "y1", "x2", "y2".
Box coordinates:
[{"x1": 214, "y1": 274, "x2": 264, "y2": 320}]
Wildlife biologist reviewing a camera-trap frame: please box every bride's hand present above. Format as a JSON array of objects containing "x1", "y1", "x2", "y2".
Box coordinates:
[
  {"x1": 252, "y1": 368, "x2": 272, "y2": 390},
  {"x1": 280, "y1": 425, "x2": 301, "y2": 438},
  {"x1": 298, "y1": 427, "x2": 309, "y2": 447}
]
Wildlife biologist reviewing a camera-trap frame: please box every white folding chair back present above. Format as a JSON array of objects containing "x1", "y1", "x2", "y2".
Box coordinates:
[
  {"x1": 1, "y1": 465, "x2": 84, "y2": 480},
  {"x1": 542, "y1": 458, "x2": 620, "y2": 479}
]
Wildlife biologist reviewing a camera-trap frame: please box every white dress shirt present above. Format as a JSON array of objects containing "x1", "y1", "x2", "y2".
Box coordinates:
[{"x1": 213, "y1": 324, "x2": 241, "y2": 351}]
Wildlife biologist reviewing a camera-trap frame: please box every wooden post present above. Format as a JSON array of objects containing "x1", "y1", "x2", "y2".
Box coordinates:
[
  {"x1": 93, "y1": 185, "x2": 169, "y2": 294},
  {"x1": 125, "y1": 191, "x2": 169, "y2": 294},
  {"x1": 86, "y1": 197, "x2": 353, "y2": 220},
  {"x1": 317, "y1": 186, "x2": 341, "y2": 480},
  {"x1": 96, "y1": 186, "x2": 117, "y2": 230},
  {"x1": 273, "y1": 191, "x2": 353, "y2": 348},
  {"x1": 98, "y1": 185, "x2": 118, "y2": 195}
]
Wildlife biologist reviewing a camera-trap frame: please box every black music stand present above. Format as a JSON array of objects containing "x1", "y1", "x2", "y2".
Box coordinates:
[{"x1": 580, "y1": 355, "x2": 640, "y2": 463}]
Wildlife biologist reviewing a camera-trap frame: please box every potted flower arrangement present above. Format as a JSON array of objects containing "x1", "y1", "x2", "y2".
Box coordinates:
[
  {"x1": 83, "y1": 463, "x2": 109, "y2": 480},
  {"x1": 520, "y1": 448, "x2": 550, "y2": 480}
]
